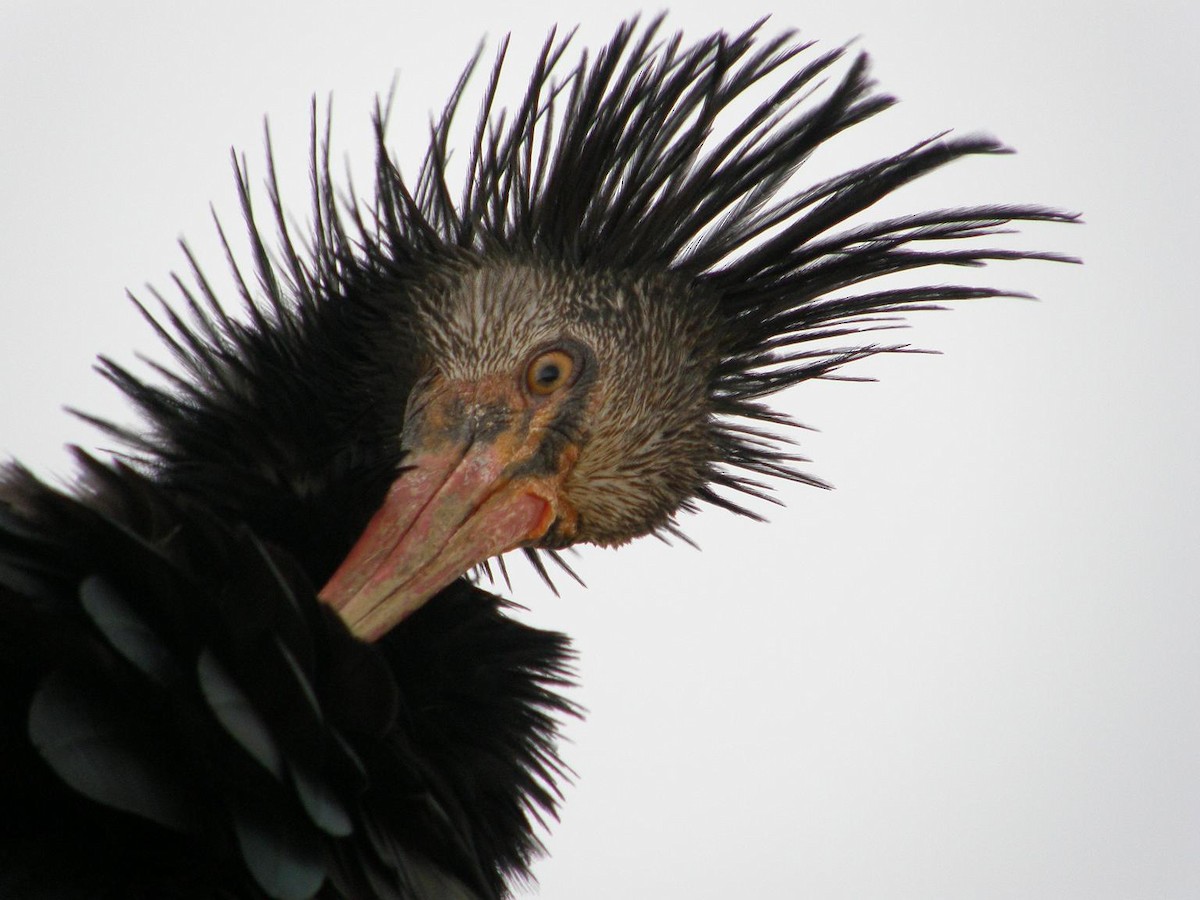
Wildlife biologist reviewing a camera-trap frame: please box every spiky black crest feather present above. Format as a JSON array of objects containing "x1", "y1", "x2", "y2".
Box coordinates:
[{"x1": 91, "y1": 16, "x2": 1073, "y2": 546}]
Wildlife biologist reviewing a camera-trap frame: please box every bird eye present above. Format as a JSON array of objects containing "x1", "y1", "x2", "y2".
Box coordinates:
[{"x1": 525, "y1": 349, "x2": 576, "y2": 396}]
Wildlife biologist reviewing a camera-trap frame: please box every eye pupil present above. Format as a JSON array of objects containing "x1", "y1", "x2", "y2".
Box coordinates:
[{"x1": 537, "y1": 363, "x2": 561, "y2": 385}]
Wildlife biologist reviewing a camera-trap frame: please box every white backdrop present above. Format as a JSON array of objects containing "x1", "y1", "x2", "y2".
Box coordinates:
[{"x1": 2, "y1": 2, "x2": 1197, "y2": 898}]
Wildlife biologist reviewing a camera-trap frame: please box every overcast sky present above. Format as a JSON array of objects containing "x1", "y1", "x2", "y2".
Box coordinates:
[{"x1": 2, "y1": 2, "x2": 1197, "y2": 898}]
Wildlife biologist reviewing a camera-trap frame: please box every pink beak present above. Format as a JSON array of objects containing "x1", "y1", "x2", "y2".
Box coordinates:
[{"x1": 320, "y1": 441, "x2": 558, "y2": 641}]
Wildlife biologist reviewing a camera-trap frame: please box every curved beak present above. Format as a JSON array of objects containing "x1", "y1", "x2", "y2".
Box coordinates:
[{"x1": 319, "y1": 381, "x2": 577, "y2": 641}]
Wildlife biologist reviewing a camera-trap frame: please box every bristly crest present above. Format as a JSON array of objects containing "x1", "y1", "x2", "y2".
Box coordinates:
[
  {"x1": 373, "y1": 15, "x2": 1076, "y2": 523},
  {"x1": 95, "y1": 15, "x2": 1074, "y2": 560}
]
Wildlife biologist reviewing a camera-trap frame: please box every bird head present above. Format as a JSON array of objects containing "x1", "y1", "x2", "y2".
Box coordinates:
[
  {"x1": 102, "y1": 19, "x2": 1072, "y2": 643},
  {"x1": 323, "y1": 258, "x2": 725, "y2": 638},
  {"x1": 311, "y1": 17, "x2": 1075, "y2": 639}
]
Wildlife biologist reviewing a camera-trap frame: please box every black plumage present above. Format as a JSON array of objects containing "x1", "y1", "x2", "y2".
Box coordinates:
[{"x1": 0, "y1": 18, "x2": 1072, "y2": 899}]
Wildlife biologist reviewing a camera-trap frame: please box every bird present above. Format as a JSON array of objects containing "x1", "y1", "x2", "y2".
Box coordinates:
[{"x1": 0, "y1": 16, "x2": 1073, "y2": 900}]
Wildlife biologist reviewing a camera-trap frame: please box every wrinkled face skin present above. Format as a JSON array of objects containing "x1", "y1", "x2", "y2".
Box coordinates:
[{"x1": 321, "y1": 258, "x2": 722, "y2": 639}]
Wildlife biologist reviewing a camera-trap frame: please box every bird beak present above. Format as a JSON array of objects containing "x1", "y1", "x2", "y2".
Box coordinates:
[{"x1": 319, "y1": 396, "x2": 576, "y2": 641}]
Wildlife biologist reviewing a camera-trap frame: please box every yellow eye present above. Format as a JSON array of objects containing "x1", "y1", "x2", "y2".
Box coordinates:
[{"x1": 525, "y1": 349, "x2": 575, "y2": 396}]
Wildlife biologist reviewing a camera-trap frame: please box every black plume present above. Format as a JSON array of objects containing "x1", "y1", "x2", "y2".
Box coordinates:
[{"x1": 90, "y1": 17, "x2": 1073, "y2": 536}]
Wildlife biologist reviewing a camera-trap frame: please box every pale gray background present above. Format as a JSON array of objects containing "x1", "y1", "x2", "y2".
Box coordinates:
[{"x1": 2, "y1": 2, "x2": 1196, "y2": 897}]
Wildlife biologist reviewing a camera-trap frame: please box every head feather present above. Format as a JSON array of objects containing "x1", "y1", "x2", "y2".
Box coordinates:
[{"x1": 91, "y1": 16, "x2": 1075, "y2": 567}]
